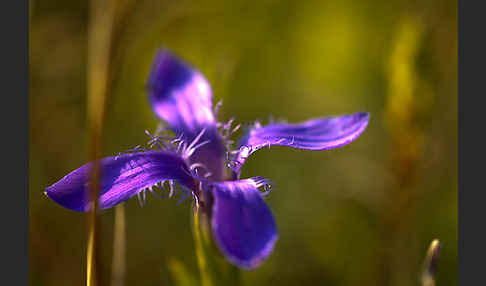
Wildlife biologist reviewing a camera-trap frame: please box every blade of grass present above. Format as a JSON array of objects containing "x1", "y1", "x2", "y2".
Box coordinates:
[
  {"x1": 86, "y1": 0, "x2": 117, "y2": 285},
  {"x1": 421, "y1": 239, "x2": 442, "y2": 286},
  {"x1": 167, "y1": 258, "x2": 199, "y2": 286}
]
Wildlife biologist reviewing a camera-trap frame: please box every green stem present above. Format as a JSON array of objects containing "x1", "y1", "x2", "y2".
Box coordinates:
[
  {"x1": 193, "y1": 206, "x2": 214, "y2": 286},
  {"x1": 110, "y1": 205, "x2": 126, "y2": 286},
  {"x1": 192, "y1": 205, "x2": 241, "y2": 286}
]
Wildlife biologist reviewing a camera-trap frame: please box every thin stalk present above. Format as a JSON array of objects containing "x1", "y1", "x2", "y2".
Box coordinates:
[
  {"x1": 192, "y1": 204, "x2": 241, "y2": 286},
  {"x1": 86, "y1": 0, "x2": 117, "y2": 285},
  {"x1": 111, "y1": 205, "x2": 126, "y2": 286},
  {"x1": 193, "y1": 206, "x2": 214, "y2": 286}
]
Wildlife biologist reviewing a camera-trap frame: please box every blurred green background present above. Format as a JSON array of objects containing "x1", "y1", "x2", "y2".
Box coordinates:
[{"x1": 29, "y1": 0, "x2": 457, "y2": 285}]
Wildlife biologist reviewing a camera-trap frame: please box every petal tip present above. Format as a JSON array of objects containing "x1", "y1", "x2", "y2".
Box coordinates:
[
  {"x1": 147, "y1": 48, "x2": 193, "y2": 95},
  {"x1": 353, "y1": 111, "x2": 371, "y2": 135},
  {"x1": 335, "y1": 111, "x2": 369, "y2": 148},
  {"x1": 358, "y1": 111, "x2": 370, "y2": 122},
  {"x1": 360, "y1": 111, "x2": 370, "y2": 118},
  {"x1": 240, "y1": 232, "x2": 279, "y2": 270},
  {"x1": 44, "y1": 185, "x2": 87, "y2": 213},
  {"x1": 218, "y1": 229, "x2": 279, "y2": 270}
]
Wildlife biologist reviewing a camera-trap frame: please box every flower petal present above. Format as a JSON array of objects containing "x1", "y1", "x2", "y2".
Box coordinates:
[
  {"x1": 147, "y1": 49, "x2": 226, "y2": 180},
  {"x1": 208, "y1": 179, "x2": 278, "y2": 269},
  {"x1": 147, "y1": 49, "x2": 216, "y2": 136},
  {"x1": 233, "y1": 112, "x2": 369, "y2": 176},
  {"x1": 45, "y1": 151, "x2": 197, "y2": 212}
]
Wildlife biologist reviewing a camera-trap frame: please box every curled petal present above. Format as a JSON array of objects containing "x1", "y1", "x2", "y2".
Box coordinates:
[
  {"x1": 45, "y1": 151, "x2": 197, "y2": 212},
  {"x1": 147, "y1": 49, "x2": 226, "y2": 180},
  {"x1": 233, "y1": 112, "x2": 369, "y2": 177},
  {"x1": 208, "y1": 178, "x2": 278, "y2": 269}
]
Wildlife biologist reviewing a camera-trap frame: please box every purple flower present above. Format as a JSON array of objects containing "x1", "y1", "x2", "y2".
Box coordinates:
[{"x1": 45, "y1": 49, "x2": 369, "y2": 269}]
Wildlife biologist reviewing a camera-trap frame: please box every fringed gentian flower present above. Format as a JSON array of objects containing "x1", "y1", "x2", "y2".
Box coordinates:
[{"x1": 45, "y1": 49, "x2": 370, "y2": 269}]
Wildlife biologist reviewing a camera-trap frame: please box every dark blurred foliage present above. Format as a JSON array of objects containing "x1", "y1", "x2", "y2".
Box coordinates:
[{"x1": 30, "y1": 0, "x2": 456, "y2": 285}]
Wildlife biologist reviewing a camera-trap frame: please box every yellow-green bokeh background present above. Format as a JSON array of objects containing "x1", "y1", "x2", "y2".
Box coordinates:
[{"x1": 30, "y1": 0, "x2": 457, "y2": 285}]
